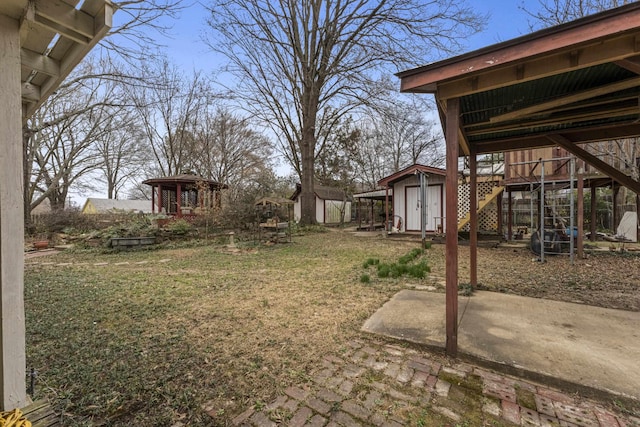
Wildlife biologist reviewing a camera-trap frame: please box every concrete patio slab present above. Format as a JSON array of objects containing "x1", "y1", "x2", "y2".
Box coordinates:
[{"x1": 362, "y1": 290, "x2": 640, "y2": 401}]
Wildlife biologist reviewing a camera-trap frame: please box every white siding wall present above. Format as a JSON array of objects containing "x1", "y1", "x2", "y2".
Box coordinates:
[
  {"x1": 294, "y1": 195, "x2": 352, "y2": 224},
  {"x1": 324, "y1": 200, "x2": 352, "y2": 224},
  {"x1": 392, "y1": 175, "x2": 446, "y2": 232},
  {"x1": 293, "y1": 197, "x2": 301, "y2": 222},
  {"x1": 315, "y1": 195, "x2": 324, "y2": 223}
]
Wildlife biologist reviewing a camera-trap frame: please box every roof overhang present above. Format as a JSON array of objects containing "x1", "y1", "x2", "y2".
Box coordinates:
[
  {"x1": 0, "y1": 0, "x2": 113, "y2": 119},
  {"x1": 378, "y1": 163, "x2": 447, "y2": 187},
  {"x1": 397, "y1": 2, "x2": 640, "y2": 158}
]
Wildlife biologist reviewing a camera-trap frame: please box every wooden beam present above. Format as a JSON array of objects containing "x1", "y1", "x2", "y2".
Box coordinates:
[
  {"x1": 421, "y1": 32, "x2": 640, "y2": 99},
  {"x1": 445, "y1": 98, "x2": 460, "y2": 357},
  {"x1": 591, "y1": 186, "x2": 597, "y2": 242},
  {"x1": 474, "y1": 122, "x2": 640, "y2": 154},
  {"x1": 467, "y1": 102, "x2": 640, "y2": 137},
  {"x1": 548, "y1": 134, "x2": 640, "y2": 194},
  {"x1": 577, "y1": 173, "x2": 584, "y2": 259},
  {"x1": 20, "y1": 48, "x2": 60, "y2": 77},
  {"x1": 489, "y1": 77, "x2": 640, "y2": 124},
  {"x1": 469, "y1": 150, "x2": 478, "y2": 288},
  {"x1": 0, "y1": 15, "x2": 28, "y2": 410},
  {"x1": 438, "y1": 98, "x2": 471, "y2": 155},
  {"x1": 615, "y1": 56, "x2": 640, "y2": 74},
  {"x1": 35, "y1": 0, "x2": 95, "y2": 38},
  {"x1": 21, "y1": 82, "x2": 40, "y2": 102},
  {"x1": 23, "y1": 1, "x2": 113, "y2": 119}
]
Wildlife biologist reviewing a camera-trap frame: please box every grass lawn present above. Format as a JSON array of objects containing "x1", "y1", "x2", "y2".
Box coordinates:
[
  {"x1": 25, "y1": 230, "x2": 425, "y2": 426},
  {"x1": 25, "y1": 229, "x2": 639, "y2": 425}
]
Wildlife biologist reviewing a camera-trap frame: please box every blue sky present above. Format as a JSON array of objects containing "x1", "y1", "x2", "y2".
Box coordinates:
[{"x1": 155, "y1": 1, "x2": 539, "y2": 75}]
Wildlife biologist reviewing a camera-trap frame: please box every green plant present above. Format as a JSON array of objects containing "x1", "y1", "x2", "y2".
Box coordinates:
[
  {"x1": 360, "y1": 274, "x2": 370, "y2": 283},
  {"x1": 458, "y1": 282, "x2": 474, "y2": 296},
  {"x1": 166, "y1": 219, "x2": 192, "y2": 235},
  {"x1": 362, "y1": 258, "x2": 380, "y2": 268},
  {"x1": 398, "y1": 248, "x2": 424, "y2": 264},
  {"x1": 371, "y1": 248, "x2": 430, "y2": 281},
  {"x1": 377, "y1": 264, "x2": 391, "y2": 278}
]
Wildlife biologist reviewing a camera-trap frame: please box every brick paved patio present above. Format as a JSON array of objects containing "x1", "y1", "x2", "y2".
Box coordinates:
[{"x1": 209, "y1": 338, "x2": 639, "y2": 427}]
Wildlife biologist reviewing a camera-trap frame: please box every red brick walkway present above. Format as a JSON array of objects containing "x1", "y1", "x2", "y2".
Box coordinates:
[{"x1": 217, "y1": 338, "x2": 639, "y2": 427}]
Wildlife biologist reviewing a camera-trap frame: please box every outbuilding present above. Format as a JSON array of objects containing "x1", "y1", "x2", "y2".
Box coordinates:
[
  {"x1": 291, "y1": 184, "x2": 351, "y2": 224},
  {"x1": 378, "y1": 164, "x2": 447, "y2": 233}
]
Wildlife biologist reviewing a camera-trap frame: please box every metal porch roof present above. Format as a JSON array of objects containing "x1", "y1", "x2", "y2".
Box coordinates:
[{"x1": 397, "y1": 2, "x2": 640, "y2": 157}]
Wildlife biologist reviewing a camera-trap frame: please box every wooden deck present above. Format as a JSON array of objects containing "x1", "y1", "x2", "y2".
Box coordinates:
[{"x1": 22, "y1": 399, "x2": 59, "y2": 427}]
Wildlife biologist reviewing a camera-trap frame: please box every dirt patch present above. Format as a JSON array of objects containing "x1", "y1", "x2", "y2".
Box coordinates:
[{"x1": 450, "y1": 245, "x2": 640, "y2": 311}]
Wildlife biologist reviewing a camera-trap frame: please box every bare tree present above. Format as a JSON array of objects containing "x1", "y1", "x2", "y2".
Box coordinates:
[
  {"x1": 131, "y1": 60, "x2": 213, "y2": 177},
  {"x1": 205, "y1": 0, "x2": 485, "y2": 224},
  {"x1": 522, "y1": 0, "x2": 632, "y2": 28},
  {"x1": 193, "y1": 109, "x2": 273, "y2": 189},
  {"x1": 373, "y1": 98, "x2": 444, "y2": 172},
  {"x1": 94, "y1": 113, "x2": 150, "y2": 199},
  {"x1": 25, "y1": 68, "x2": 120, "y2": 212},
  {"x1": 522, "y1": 0, "x2": 639, "y2": 224}
]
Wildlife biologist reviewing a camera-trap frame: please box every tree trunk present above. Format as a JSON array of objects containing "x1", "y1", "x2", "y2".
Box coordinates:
[
  {"x1": 300, "y1": 134, "x2": 316, "y2": 225},
  {"x1": 299, "y1": 86, "x2": 319, "y2": 225}
]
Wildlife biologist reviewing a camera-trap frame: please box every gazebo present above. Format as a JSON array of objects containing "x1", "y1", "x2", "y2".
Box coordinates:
[{"x1": 143, "y1": 174, "x2": 227, "y2": 217}]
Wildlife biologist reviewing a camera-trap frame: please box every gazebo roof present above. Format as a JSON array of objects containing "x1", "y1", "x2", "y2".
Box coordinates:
[{"x1": 142, "y1": 174, "x2": 228, "y2": 189}]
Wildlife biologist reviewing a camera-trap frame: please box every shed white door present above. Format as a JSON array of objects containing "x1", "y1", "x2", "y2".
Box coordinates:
[{"x1": 405, "y1": 186, "x2": 441, "y2": 231}]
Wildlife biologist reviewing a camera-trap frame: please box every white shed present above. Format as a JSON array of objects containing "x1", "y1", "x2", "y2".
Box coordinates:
[
  {"x1": 378, "y1": 164, "x2": 447, "y2": 233},
  {"x1": 291, "y1": 184, "x2": 352, "y2": 224}
]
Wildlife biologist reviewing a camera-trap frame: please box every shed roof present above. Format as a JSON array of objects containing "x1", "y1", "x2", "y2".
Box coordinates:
[
  {"x1": 378, "y1": 164, "x2": 447, "y2": 187},
  {"x1": 83, "y1": 198, "x2": 152, "y2": 214},
  {"x1": 397, "y1": 2, "x2": 640, "y2": 194},
  {"x1": 291, "y1": 184, "x2": 351, "y2": 202},
  {"x1": 255, "y1": 197, "x2": 295, "y2": 206}
]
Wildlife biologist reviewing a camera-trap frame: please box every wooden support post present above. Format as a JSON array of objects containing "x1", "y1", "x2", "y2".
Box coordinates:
[
  {"x1": 445, "y1": 98, "x2": 460, "y2": 357},
  {"x1": 176, "y1": 184, "x2": 182, "y2": 218},
  {"x1": 613, "y1": 184, "x2": 619, "y2": 231},
  {"x1": 577, "y1": 173, "x2": 584, "y2": 258},
  {"x1": 497, "y1": 192, "x2": 503, "y2": 237},
  {"x1": 469, "y1": 150, "x2": 478, "y2": 288},
  {"x1": 158, "y1": 184, "x2": 163, "y2": 214},
  {"x1": 507, "y1": 189, "x2": 513, "y2": 240},
  {"x1": 385, "y1": 187, "x2": 390, "y2": 232},
  {"x1": 0, "y1": 15, "x2": 27, "y2": 410},
  {"x1": 590, "y1": 186, "x2": 597, "y2": 242},
  {"x1": 637, "y1": 194, "x2": 640, "y2": 243},
  {"x1": 151, "y1": 185, "x2": 156, "y2": 214}
]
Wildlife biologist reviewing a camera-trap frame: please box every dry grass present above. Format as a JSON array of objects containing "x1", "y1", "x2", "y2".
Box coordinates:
[
  {"x1": 25, "y1": 231, "x2": 422, "y2": 425},
  {"x1": 24, "y1": 231, "x2": 639, "y2": 425}
]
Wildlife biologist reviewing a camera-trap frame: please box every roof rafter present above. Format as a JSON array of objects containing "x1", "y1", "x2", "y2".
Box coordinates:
[{"x1": 489, "y1": 76, "x2": 640, "y2": 124}]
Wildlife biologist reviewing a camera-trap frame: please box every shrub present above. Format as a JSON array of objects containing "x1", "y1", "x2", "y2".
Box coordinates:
[
  {"x1": 362, "y1": 258, "x2": 380, "y2": 268},
  {"x1": 360, "y1": 274, "x2": 370, "y2": 283},
  {"x1": 377, "y1": 264, "x2": 391, "y2": 278},
  {"x1": 398, "y1": 248, "x2": 424, "y2": 264},
  {"x1": 365, "y1": 248, "x2": 430, "y2": 281},
  {"x1": 166, "y1": 219, "x2": 192, "y2": 235}
]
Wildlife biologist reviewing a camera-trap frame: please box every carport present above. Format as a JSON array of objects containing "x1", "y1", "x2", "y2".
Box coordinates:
[
  {"x1": 397, "y1": 3, "x2": 640, "y2": 356},
  {"x1": 0, "y1": 0, "x2": 112, "y2": 410}
]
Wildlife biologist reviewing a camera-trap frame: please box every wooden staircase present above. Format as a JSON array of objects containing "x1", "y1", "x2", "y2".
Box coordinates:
[{"x1": 458, "y1": 186, "x2": 504, "y2": 231}]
